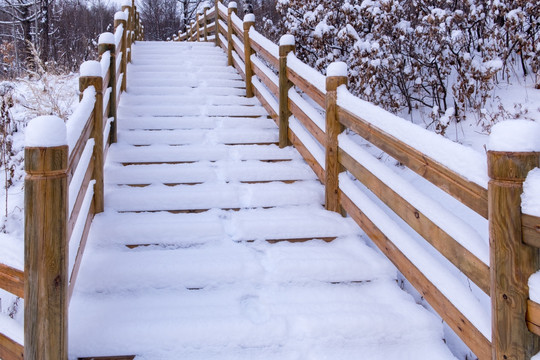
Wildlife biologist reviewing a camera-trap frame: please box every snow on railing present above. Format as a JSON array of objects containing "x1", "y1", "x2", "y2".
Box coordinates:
[
  {"x1": 181, "y1": 4, "x2": 540, "y2": 358},
  {"x1": 15, "y1": 2, "x2": 143, "y2": 358}
]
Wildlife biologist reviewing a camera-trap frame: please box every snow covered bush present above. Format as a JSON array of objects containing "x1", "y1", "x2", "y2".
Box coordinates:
[{"x1": 275, "y1": 0, "x2": 539, "y2": 130}]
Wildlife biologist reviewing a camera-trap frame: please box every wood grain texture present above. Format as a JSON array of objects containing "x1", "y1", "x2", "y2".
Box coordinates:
[
  {"x1": 527, "y1": 299, "x2": 540, "y2": 336},
  {"x1": 523, "y1": 213, "x2": 540, "y2": 248},
  {"x1": 488, "y1": 151, "x2": 540, "y2": 360},
  {"x1": 340, "y1": 191, "x2": 491, "y2": 360},
  {"x1": 243, "y1": 20, "x2": 255, "y2": 97},
  {"x1": 98, "y1": 42, "x2": 117, "y2": 144},
  {"x1": 252, "y1": 85, "x2": 278, "y2": 122},
  {"x1": 226, "y1": 8, "x2": 236, "y2": 66},
  {"x1": 67, "y1": 112, "x2": 93, "y2": 185},
  {"x1": 287, "y1": 66, "x2": 325, "y2": 108},
  {"x1": 0, "y1": 263, "x2": 24, "y2": 298},
  {"x1": 339, "y1": 149, "x2": 490, "y2": 294},
  {"x1": 67, "y1": 156, "x2": 94, "y2": 241},
  {"x1": 69, "y1": 202, "x2": 95, "y2": 302},
  {"x1": 278, "y1": 44, "x2": 294, "y2": 148},
  {"x1": 0, "y1": 332, "x2": 23, "y2": 360},
  {"x1": 113, "y1": 18, "x2": 128, "y2": 92},
  {"x1": 231, "y1": 34, "x2": 244, "y2": 61},
  {"x1": 325, "y1": 75, "x2": 346, "y2": 213},
  {"x1": 338, "y1": 107, "x2": 488, "y2": 218},
  {"x1": 24, "y1": 145, "x2": 69, "y2": 360}
]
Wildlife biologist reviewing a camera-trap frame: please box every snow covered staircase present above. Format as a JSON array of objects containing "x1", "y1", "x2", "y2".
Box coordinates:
[{"x1": 68, "y1": 42, "x2": 456, "y2": 359}]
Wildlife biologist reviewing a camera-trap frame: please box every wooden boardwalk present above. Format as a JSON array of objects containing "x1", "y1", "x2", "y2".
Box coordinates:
[{"x1": 66, "y1": 42, "x2": 456, "y2": 359}]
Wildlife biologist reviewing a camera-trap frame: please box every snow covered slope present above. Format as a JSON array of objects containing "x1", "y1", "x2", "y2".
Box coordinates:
[{"x1": 68, "y1": 41, "x2": 457, "y2": 359}]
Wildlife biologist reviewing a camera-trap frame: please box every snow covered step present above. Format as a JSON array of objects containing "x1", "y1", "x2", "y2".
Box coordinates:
[
  {"x1": 127, "y1": 78, "x2": 245, "y2": 89},
  {"x1": 120, "y1": 94, "x2": 258, "y2": 106},
  {"x1": 125, "y1": 86, "x2": 246, "y2": 96},
  {"x1": 104, "y1": 181, "x2": 324, "y2": 212},
  {"x1": 71, "y1": 237, "x2": 394, "y2": 293},
  {"x1": 107, "y1": 144, "x2": 303, "y2": 164},
  {"x1": 118, "y1": 128, "x2": 278, "y2": 145},
  {"x1": 69, "y1": 281, "x2": 455, "y2": 359},
  {"x1": 117, "y1": 116, "x2": 276, "y2": 130},
  {"x1": 105, "y1": 160, "x2": 317, "y2": 185},
  {"x1": 127, "y1": 71, "x2": 241, "y2": 81},
  {"x1": 88, "y1": 206, "x2": 358, "y2": 246},
  {"x1": 128, "y1": 65, "x2": 238, "y2": 74}
]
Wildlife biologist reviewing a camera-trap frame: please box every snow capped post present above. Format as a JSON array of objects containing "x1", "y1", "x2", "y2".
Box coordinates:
[
  {"x1": 114, "y1": 11, "x2": 128, "y2": 92},
  {"x1": 98, "y1": 32, "x2": 117, "y2": 144},
  {"x1": 243, "y1": 13, "x2": 255, "y2": 98},
  {"x1": 325, "y1": 62, "x2": 348, "y2": 213},
  {"x1": 79, "y1": 61, "x2": 105, "y2": 213},
  {"x1": 121, "y1": 0, "x2": 133, "y2": 63},
  {"x1": 487, "y1": 120, "x2": 540, "y2": 360},
  {"x1": 203, "y1": 5, "x2": 210, "y2": 42},
  {"x1": 227, "y1": 2, "x2": 237, "y2": 66},
  {"x1": 278, "y1": 34, "x2": 295, "y2": 148},
  {"x1": 24, "y1": 115, "x2": 69, "y2": 360}
]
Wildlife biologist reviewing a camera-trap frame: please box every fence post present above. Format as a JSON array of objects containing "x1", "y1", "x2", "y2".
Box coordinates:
[
  {"x1": 488, "y1": 121, "x2": 540, "y2": 360},
  {"x1": 98, "y1": 33, "x2": 117, "y2": 144},
  {"x1": 196, "y1": 12, "x2": 201, "y2": 41},
  {"x1": 191, "y1": 20, "x2": 196, "y2": 41},
  {"x1": 204, "y1": 6, "x2": 210, "y2": 42},
  {"x1": 24, "y1": 116, "x2": 69, "y2": 360},
  {"x1": 214, "y1": 0, "x2": 219, "y2": 47},
  {"x1": 121, "y1": 2, "x2": 132, "y2": 63},
  {"x1": 114, "y1": 11, "x2": 128, "y2": 92},
  {"x1": 227, "y1": 2, "x2": 237, "y2": 66},
  {"x1": 79, "y1": 61, "x2": 105, "y2": 214},
  {"x1": 243, "y1": 14, "x2": 255, "y2": 98},
  {"x1": 278, "y1": 35, "x2": 295, "y2": 148},
  {"x1": 325, "y1": 62, "x2": 347, "y2": 213}
]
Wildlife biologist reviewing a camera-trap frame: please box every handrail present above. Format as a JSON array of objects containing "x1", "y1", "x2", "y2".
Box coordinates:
[
  {"x1": 0, "y1": 1, "x2": 144, "y2": 359},
  {"x1": 182, "y1": 3, "x2": 540, "y2": 359}
]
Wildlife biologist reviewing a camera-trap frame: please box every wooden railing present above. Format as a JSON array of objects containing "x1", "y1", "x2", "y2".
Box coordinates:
[
  {"x1": 183, "y1": 1, "x2": 540, "y2": 359},
  {"x1": 0, "y1": 1, "x2": 143, "y2": 359}
]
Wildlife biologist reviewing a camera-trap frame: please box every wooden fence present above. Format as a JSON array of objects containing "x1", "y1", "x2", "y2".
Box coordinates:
[
  {"x1": 0, "y1": 1, "x2": 143, "y2": 359},
  {"x1": 180, "y1": 1, "x2": 540, "y2": 359}
]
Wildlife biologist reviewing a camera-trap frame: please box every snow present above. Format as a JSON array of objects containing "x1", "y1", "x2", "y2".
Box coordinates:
[
  {"x1": 289, "y1": 116, "x2": 325, "y2": 167},
  {"x1": 244, "y1": 13, "x2": 255, "y2": 23},
  {"x1": 287, "y1": 54, "x2": 327, "y2": 96},
  {"x1": 114, "y1": 11, "x2": 127, "y2": 21},
  {"x1": 529, "y1": 270, "x2": 540, "y2": 303},
  {"x1": 68, "y1": 180, "x2": 95, "y2": 278},
  {"x1": 487, "y1": 120, "x2": 540, "y2": 152},
  {"x1": 121, "y1": 0, "x2": 131, "y2": 7},
  {"x1": 115, "y1": 25, "x2": 124, "y2": 48},
  {"x1": 250, "y1": 55, "x2": 278, "y2": 90},
  {"x1": 68, "y1": 139, "x2": 94, "y2": 216},
  {"x1": 339, "y1": 174, "x2": 491, "y2": 339},
  {"x1": 288, "y1": 88, "x2": 325, "y2": 132},
  {"x1": 100, "y1": 51, "x2": 111, "y2": 78},
  {"x1": 80, "y1": 60, "x2": 102, "y2": 77},
  {"x1": 337, "y1": 87, "x2": 489, "y2": 188},
  {"x1": 327, "y1": 61, "x2": 348, "y2": 77},
  {"x1": 98, "y1": 32, "x2": 115, "y2": 45},
  {"x1": 339, "y1": 133, "x2": 489, "y2": 264},
  {"x1": 522, "y1": 168, "x2": 540, "y2": 217},
  {"x1": 252, "y1": 77, "x2": 278, "y2": 115},
  {"x1": 228, "y1": 1, "x2": 237, "y2": 9},
  {"x1": 66, "y1": 86, "x2": 96, "y2": 154},
  {"x1": 279, "y1": 34, "x2": 295, "y2": 47},
  {"x1": 0, "y1": 313, "x2": 23, "y2": 345},
  {"x1": 249, "y1": 29, "x2": 279, "y2": 60},
  {"x1": 25, "y1": 115, "x2": 67, "y2": 147}
]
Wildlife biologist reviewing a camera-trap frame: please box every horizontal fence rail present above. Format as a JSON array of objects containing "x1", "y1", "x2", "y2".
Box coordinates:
[
  {"x1": 0, "y1": 1, "x2": 143, "y2": 359},
  {"x1": 182, "y1": 2, "x2": 540, "y2": 359}
]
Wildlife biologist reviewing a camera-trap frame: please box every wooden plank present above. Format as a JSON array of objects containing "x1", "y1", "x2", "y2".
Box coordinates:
[
  {"x1": 340, "y1": 192, "x2": 492, "y2": 360},
  {"x1": 0, "y1": 332, "x2": 23, "y2": 360},
  {"x1": 288, "y1": 128, "x2": 325, "y2": 184},
  {"x1": 250, "y1": 38, "x2": 278, "y2": 69},
  {"x1": 339, "y1": 149, "x2": 490, "y2": 294},
  {"x1": 252, "y1": 84, "x2": 278, "y2": 122},
  {"x1": 67, "y1": 112, "x2": 94, "y2": 185},
  {"x1": 230, "y1": 16, "x2": 243, "y2": 43},
  {"x1": 68, "y1": 202, "x2": 95, "y2": 302},
  {"x1": 287, "y1": 66, "x2": 325, "y2": 108},
  {"x1": 251, "y1": 59, "x2": 278, "y2": 97},
  {"x1": 289, "y1": 95, "x2": 325, "y2": 148},
  {"x1": 523, "y1": 213, "x2": 540, "y2": 248},
  {"x1": 489, "y1": 151, "x2": 540, "y2": 359},
  {"x1": 0, "y1": 263, "x2": 24, "y2": 298},
  {"x1": 232, "y1": 34, "x2": 244, "y2": 62},
  {"x1": 232, "y1": 53, "x2": 245, "y2": 80},
  {"x1": 338, "y1": 107, "x2": 488, "y2": 218},
  {"x1": 67, "y1": 156, "x2": 94, "y2": 241},
  {"x1": 218, "y1": 20, "x2": 227, "y2": 39},
  {"x1": 527, "y1": 299, "x2": 540, "y2": 336}
]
